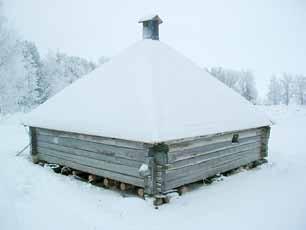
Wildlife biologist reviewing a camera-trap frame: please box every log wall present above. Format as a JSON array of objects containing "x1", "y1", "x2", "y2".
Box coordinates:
[
  {"x1": 30, "y1": 126, "x2": 270, "y2": 196},
  {"x1": 31, "y1": 128, "x2": 153, "y2": 192},
  {"x1": 160, "y1": 127, "x2": 270, "y2": 192}
]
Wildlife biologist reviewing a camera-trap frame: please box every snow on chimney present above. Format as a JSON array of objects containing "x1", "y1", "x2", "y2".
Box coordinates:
[{"x1": 138, "y1": 14, "x2": 163, "y2": 40}]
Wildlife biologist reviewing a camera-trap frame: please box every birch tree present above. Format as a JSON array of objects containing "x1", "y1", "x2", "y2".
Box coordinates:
[
  {"x1": 41, "y1": 51, "x2": 96, "y2": 98},
  {"x1": 0, "y1": 6, "x2": 28, "y2": 113},
  {"x1": 238, "y1": 70, "x2": 258, "y2": 104},
  {"x1": 280, "y1": 73, "x2": 293, "y2": 105},
  {"x1": 267, "y1": 75, "x2": 282, "y2": 105},
  {"x1": 208, "y1": 67, "x2": 257, "y2": 103},
  {"x1": 294, "y1": 75, "x2": 306, "y2": 105}
]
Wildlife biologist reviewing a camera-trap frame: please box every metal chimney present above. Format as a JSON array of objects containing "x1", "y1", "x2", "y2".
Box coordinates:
[{"x1": 138, "y1": 14, "x2": 163, "y2": 40}]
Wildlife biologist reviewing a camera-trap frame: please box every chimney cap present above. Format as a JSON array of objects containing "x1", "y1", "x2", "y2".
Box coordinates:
[{"x1": 138, "y1": 14, "x2": 163, "y2": 24}]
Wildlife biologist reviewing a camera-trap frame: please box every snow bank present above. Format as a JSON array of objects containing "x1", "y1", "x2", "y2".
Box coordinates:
[
  {"x1": 138, "y1": 163, "x2": 150, "y2": 177},
  {"x1": 1, "y1": 106, "x2": 306, "y2": 230}
]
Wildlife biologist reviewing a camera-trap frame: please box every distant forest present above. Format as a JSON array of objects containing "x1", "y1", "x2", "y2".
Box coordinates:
[
  {"x1": 207, "y1": 67, "x2": 306, "y2": 106},
  {"x1": 0, "y1": 5, "x2": 109, "y2": 114},
  {"x1": 0, "y1": 7, "x2": 305, "y2": 114}
]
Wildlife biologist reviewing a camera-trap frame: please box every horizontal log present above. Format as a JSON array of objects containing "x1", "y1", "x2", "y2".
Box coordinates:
[
  {"x1": 37, "y1": 147, "x2": 141, "y2": 178},
  {"x1": 169, "y1": 141, "x2": 261, "y2": 168},
  {"x1": 37, "y1": 141, "x2": 142, "y2": 168},
  {"x1": 168, "y1": 135, "x2": 261, "y2": 162},
  {"x1": 167, "y1": 128, "x2": 263, "y2": 151},
  {"x1": 36, "y1": 128, "x2": 149, "y2": 150},
  {"x1": 166, "y1": 147, "x2": 261, "y2": 181},
  {"x1": 165, "y1": 153, "x2": 260, "y2": 190},
  {"x1": 37, "y1": 153, "x2": 144, "y2": 187},
  {"x1": 36, "y1": 134, "x2": 148, "y2": 162}
]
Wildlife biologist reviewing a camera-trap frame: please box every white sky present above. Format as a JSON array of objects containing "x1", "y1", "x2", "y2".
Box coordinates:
[{"x1": 4, "y1": 0, "x2": 306, "y2": 97}]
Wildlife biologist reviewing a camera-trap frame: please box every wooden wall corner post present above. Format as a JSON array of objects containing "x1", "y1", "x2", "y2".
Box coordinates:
[
  {"x1": 29, "y1": 127, "x2": 39, "y2": 164},
  {"x1": 149, "y1": 143, "x2": 169, "y2": 196},
  {"x1": 260, "y1": 126, "x2": 271, "y2": 159}
]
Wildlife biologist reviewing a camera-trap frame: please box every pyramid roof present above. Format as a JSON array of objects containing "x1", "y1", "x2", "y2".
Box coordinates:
[{"x1": 24, "y1": 39, "x2": 271, "y2": 143}]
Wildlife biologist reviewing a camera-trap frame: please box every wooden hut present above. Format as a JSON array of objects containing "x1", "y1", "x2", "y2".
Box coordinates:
[{"x1": 24, "y1": 15, "x2": 272, "y2": 200}]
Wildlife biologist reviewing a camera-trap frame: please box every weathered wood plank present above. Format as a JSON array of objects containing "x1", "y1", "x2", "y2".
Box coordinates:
[
  {"x1": 37, "y1": 147, "x2": 141, "y2": 178},
  {"x1": 166, "y1": 147, "x2": 261, "y2": 181},
  {"x1": 37, "y1": 153, "x2": 144, "y2": 187},
  {"x1": 166, "y1": 128, "x2": 263, "y2": 151},
  {"x1": 169, "y1": 141, "x2": 261, "y2": 168},
  {"x1": 29, "y1": 127, "x2": 37, "y2": 156},
  {"x1": 37, "y1": 141, "x2": 142, "y2": 168},
  {"x1": 36, "y1": 128, "x2": 149, "y2": 150},
  {"x1": 165, "y1": 153, "x2": 260, "y2": 190},
  {"x1": 260, "y1": 127, "x2": 270, "y2": 158},
  {"x1": 36, "y1": 134, "x2": 148, "y2": 161},
  {"x1": 168, "y1": 136, "x2": 261, "y2": 162}
]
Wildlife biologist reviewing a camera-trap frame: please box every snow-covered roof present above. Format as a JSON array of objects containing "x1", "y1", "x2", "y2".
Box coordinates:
[
  {"x1": 138, "y1": 14, "x2": 163, "y2": 24},
  {"x1": 24, "y1": 39, "x2": 272, "y2": 143}
]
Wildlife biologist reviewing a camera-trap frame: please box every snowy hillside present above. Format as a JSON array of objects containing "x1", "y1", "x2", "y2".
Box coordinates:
[{"x1": 1, "y1": 106, "x2": 306, "y2": 230}]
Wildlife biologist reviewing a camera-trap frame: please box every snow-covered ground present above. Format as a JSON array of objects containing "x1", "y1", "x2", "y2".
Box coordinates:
[{"x1": 1, "y1": 106, "x2": 306, "y2": 230}]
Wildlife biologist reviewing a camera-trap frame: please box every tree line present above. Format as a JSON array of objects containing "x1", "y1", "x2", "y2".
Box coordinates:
[
  {"x1": 207, "y1": 67, "x2": 258, "y2": 104},
  {"x1": 207, "y1": 67, "x2": 306, "y2": 106},
  {"x1": 0, "y1": 6, "x2": 108, "y2": 114},
  {"x1": 267, "y1": 74, "x2": 306, "y2": 105}
]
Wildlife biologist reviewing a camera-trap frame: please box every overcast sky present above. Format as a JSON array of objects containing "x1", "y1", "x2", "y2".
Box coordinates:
[{"x1": 3, "y1": 0, "x2": 306, "y2": 96}]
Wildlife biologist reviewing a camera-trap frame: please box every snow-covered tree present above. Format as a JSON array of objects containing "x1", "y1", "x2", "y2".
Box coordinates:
[
  {"x1": 17, "y1": 40, "x2": 44, "y2": 110},
  {"x1": 208, "y1": 67, "x2": 240, "y2": 90},
  {"x1": 280, "y1": 73, "x2": 293, "y2": 105},
  {"x1": 294, "y1": 75, "x2": 306, "y2": 105},
  {"x1": 0, "y1": 7, "x2": 29, "y2": 113},
  {"x1": 0, "y1": 2, "x2": 100, "y2": 114},
  {"x1": 0, "y1": 2, "x2": 109, "y2": 113},
  {"x1": 208, "y1": 67, "x2": 257, "y2": 103},
  {"x1": 267, "y1": 75, "x2": 282, "y2": 105},
  {"x1": 41, "y1": 51, "x2": 96, "y2": 98},
  {"x1": 237, "y1": 70, "x2": 258, "y2": 104}
]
